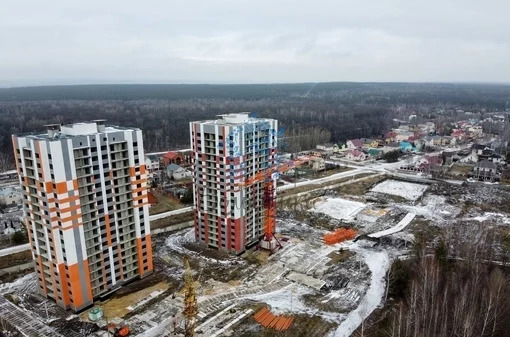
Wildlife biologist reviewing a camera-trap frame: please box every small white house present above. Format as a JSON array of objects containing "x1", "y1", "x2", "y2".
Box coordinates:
[
  {"x1": 309, "y1": 157, "x2": 325, "y2": 171},
  {"x1": 145, "y1": 155, "x2": 160, "y2": 181},
  {"x1": 166, "y1": 164, "x2": 192, "y2": 180},
  {"x1": 316, "y1": 143, "x2": 339, "y2": 153},
  {"x1": 0, "y1": 187, "x2": 22, "y2": 205}
]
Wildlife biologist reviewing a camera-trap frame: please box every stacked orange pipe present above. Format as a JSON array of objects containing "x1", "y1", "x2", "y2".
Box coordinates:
[
  {"x1": 323, "y1": 228, "x2": 357, "y2": 245},
  {"x1": 254, "y1": 307, "x2": 294, "y2": 331}
]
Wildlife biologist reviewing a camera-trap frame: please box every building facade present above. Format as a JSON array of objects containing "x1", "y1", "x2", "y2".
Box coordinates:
[
  {"x1": 12, "y1": 121, "x2": 153, "y2": 312},
  {"x1": 190, "y1": 113, "x2": 278, "y2": 254}
]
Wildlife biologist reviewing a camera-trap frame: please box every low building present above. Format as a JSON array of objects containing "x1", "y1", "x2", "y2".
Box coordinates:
[
  {"x1": 346, "y1": 150, "x2": 367, "y2": 162},
  {"x1": 162, "y1": 151, "x2": 184, "y2": 166},
  {"x1": 316, "y1": 143, "x2": 338, "y2": 153},
  {"x1": 470, "y1": 160, "x2": 499, "y2": 182},
  {"x1": 166, "y1": 163, "x2": 191, "y2": 180},
  {"x1": 346, "y1": 139, "x2": 364, "y2": 149},
  {"x1": 145, "y1": 154, "x2": 161, "y2": 183},
  {"x1": 400, "y1": 141, "x2": 415, "y2": 152},
  {"x1": 0, "y1": 187, "x2": 22, "y2": 205},
  {"x1": 309, "y1": 157, "x2": 325, "y2": 171},
  {"x1": 384, "y1": 131, "x2": 397, "y2": 143},
  {"x1": 367, "y1": 148, "x2": 381, "y2": 159}
]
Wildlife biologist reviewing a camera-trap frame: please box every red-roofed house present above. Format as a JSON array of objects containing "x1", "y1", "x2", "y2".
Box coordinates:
[
  {"x1": 415, "y1": 154, "x2": 443, "y2": 171},
  {"x1": 407, "y1": 134, "x2": 420, "y2": 142},
  {"x1": 384, "y1": 131, "x2": 397, "y2": 143},
  {"x1": 451, "y1": 129, "x2": 467, "y2": 142},
  {"x1": 346, "y1": 150, "x2": 367, "y2": 162},
  {"x1": 346, "y1": 139, "x2": 364, "y2": 149},
  {"x1": 162, "y1": 151, "x2": 184, "y2": 166}
]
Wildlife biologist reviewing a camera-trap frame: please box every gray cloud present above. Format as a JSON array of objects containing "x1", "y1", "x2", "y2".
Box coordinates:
[{"x1": 1, "y1": 0, "x2": 510, "y2": 86}]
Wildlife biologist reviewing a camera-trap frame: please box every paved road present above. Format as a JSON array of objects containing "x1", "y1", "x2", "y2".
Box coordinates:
[{"x1": 0, "y1": 296, "x2": 63, "y2": 337}]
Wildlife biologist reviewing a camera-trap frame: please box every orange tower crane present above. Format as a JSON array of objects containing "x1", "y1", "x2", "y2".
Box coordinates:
[{"x1": 237, "y1": 159, "x2": 305, "y2": 252}]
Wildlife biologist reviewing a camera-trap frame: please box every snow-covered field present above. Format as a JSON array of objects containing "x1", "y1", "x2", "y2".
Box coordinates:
[
  {"x1": 371, "y1": 179, "x2": 428, "y2": 201},
  {"x1": 313, "y1": 197, "x2": 367, "y2": 221}
]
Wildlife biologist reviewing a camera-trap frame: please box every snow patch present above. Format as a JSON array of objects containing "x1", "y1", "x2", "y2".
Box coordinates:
[
  {"x1": 313, "y1": 197, "x2": 367, "y2": 221},
  {"x1": 371, "y1": 180, "x2": 428, "y2": 201}
]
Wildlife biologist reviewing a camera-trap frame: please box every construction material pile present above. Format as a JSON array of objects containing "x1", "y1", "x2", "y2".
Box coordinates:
[
  {"x1": 323, "y1": 228, "x2": 357, "y2": 245},
  {"x1": 253, "y1": 307, "x2": 294, "y2": 331}
]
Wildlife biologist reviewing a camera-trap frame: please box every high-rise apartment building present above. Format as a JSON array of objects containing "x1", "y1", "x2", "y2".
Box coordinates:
[
  {"x1": 12, "y1": 121, "x2": 153, "y2": 312},
  {"x1": 190, "y1": 113, "x2": 278, "y2": 254}
]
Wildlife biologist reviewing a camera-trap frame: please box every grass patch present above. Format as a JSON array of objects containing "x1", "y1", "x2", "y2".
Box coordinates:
[
  {"x1": 336, "y1": 174, "x2": 385, "y2": 195},
  {"x1": 447, "y1": 164, "x2": 472, "y2": 179},
  {"x1": 0, "y1": 249, "x2": 32, "y2": 269},
  {"x1": 279, "y1": 172, "x2": 373, "y2": 196},
  {"x1": 149, "y1": 189, "x2": 186, "y2": 215},
  {"x1": 150, "y1": 211, "x2": 193, "y2": 230}
]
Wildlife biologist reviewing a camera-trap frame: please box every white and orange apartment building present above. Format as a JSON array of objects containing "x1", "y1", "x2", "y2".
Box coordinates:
[
  {"x1": 12, "y1": 120, "x2": 152, "y2": 311},
  {"x1": 190, "y1": 113, "x2": 278, "y2": 254}
]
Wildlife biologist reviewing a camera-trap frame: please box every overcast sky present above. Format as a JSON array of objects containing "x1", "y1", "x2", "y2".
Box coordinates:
[{"x1": 1, "y1": 0, "x2": 510, "y2": 86}]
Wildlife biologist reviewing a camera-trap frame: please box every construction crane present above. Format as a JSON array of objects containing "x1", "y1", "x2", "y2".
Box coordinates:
[
  {"x1": 237, "y1": 158, "x2": 306, "y2": 252},
  {"x1": 182, "y1": 258, "x2": 198, "y2": 337}
]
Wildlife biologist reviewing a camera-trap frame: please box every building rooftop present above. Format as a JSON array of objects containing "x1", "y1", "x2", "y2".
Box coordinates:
[
  {"x1": 14, "y1": 121, "x2": 140, "y2": 140},
  {"x1": 196, "y1": 112, "x2": 275, "y2": 126}
]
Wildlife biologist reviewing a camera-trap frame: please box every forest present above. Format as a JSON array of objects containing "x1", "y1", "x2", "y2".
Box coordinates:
[{"x1": 0, "y1": 82, "x2": 509, "y2": 170}]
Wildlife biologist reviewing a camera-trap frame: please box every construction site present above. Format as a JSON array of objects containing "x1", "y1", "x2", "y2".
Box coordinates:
[
  {"x1": 2, "y1": 115, "x2": 510, "y2": 337},
  {"x1": 3, "y1": 154, "x2": 510, "y2": 337}
]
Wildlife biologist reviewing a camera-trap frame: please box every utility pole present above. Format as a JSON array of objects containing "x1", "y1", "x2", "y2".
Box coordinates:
[{"x1": 183, "y1": 258, "x2": 198, "y2": 337}]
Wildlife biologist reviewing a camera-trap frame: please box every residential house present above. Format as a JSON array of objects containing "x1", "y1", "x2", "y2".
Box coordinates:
[
  {"x1": 472, "y1": 144, "x2": 488, "y2": 156},
  {"x1": 451, "y1": 129, "x2": 467, "y2": 143},
  {"x1": 400, "y1": 141, "x2": 415, "y2": 152},
  {"x1": 367, "y1": 148, "x2": 381, "y2": 159},
  {"x1": 369, "y1": 139, "x2": 381, "y2": 148},
  {"x1": 421, "y1": 122, "x2": 436, "y2": 134},
  {"x1": 468, "y1": 125, "x2": 484, "y2": 138},
  {"x1": 395, "y1": 131, "x2": 415, "y2": 142},
  {"x1": 316, "y1": 143, "x2": 339, "y2": 153},
  {"x1": 470, "y1": 160, "x2": 500, "y2": 182},
  {"x1": 0, "y1": 187, "x2": 22, "y2": 205},
  {"x1": 414, "y1": 138, "x2": 426, "y2": 152},
  {"x1": 381, "y1": 142, "x2": 400, "y2": 153},
  {"x1": 162, "y1": 151, "x2": 184, "y2": 166},
  {"x1": 442, "y1": 151, "x2": 458, "y2": 166},
  {"x1": 346, "y1": 139, "x2": 364, "y2": 149},
  {"x1": 145, "y1": 154, "x2": 161, "y2": 182},
  {"x1": 311, "y1": 150, "x2": 325, "y2": 158},
  {"x1": 360, "y1": 138, "x2": 373, "y2": 147},
  {"x1": 309, "y1": 157, "x2": 326, "y2": 171},
  {"x1": 423, "y1": 136, "x2": 435, "y2": 148},
  {"x1": 402, "y1": 154, "x2": 443, "y2": 173},
  {"x1": 384, "y1": 131, "x2": 397, "y2": 144},
  {"x1": 166, "y1": 164, "x2": 191, "y2": 180},
  {"x1": 346, "y1": 150, "x2": 367, "y2": 162}
]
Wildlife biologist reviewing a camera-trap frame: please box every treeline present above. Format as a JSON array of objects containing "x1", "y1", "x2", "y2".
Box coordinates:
[
  {"x1": 1, "y1": 82, "x2": 509, "y2": 170},
  {"x1": 0, "y1": 98, "x2": 392, "y2": 169},
  {"x1": 1, "y1": 83, "x2": 509, "y2": 109}
]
